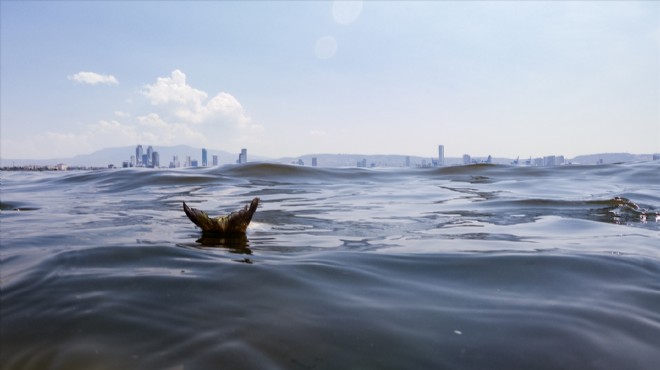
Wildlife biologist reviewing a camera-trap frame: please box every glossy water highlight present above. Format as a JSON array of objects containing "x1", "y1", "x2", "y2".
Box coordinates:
[{"x1": 1, "y1": 162, "x2": 659, "y2": 369}]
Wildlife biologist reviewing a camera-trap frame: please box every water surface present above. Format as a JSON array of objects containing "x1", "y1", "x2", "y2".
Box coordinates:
[{"x1": 2, "y1": 162, "x2": 659, "y2": 369}]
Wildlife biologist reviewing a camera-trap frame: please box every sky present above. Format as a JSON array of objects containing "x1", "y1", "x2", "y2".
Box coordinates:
[{"x1": 1, "y1": 1, "x2": 659, "y2": 160}]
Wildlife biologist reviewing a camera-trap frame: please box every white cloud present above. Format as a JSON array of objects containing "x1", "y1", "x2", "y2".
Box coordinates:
[
  {"x1": 3, "y1": 70, "x2": 265, "y2": 159},
  {"x1": 309, "y1": 129, "x2": 327, "y2": 137},
  {"x1": 68, "y1": 71, "x2": 119, "y2": 85},
  {"x1": 90, "y1": 120, "x2": 138, "y2": 140},
  {"x1": 235, "y1": 134, "x2": 263, "y2": 146},
  {"x1": 141, "y1": 70, "x2": 253, "y2": 127},
  {"x1": 136, "y1": 113, "x2": 208, "y2": 144},
  {"x1": 12, "y1": 116, "x2": 210, "y2": 159},
  {"x1": 137, "y1": 113, "x2": 169, "y2": 128},
  {"x1": 249, "y1": 123, "x2": 265, "y2": 133},
  {"x1": 7, "y1": 127, "x2": 123, "y2": 159},
  {"x1": 142, "y1": 69, "x2": 206, "y2": 106}
]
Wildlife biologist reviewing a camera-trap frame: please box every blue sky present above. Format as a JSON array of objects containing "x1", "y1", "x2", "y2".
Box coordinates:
[{"x1": 1, "y1": 1, "x2": 658, "y2": 159}]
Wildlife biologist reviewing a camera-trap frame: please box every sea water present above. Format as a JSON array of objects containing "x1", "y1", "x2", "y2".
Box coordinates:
[{"x1": 1, "y1": 162, "x2": 659, "y2": 369}]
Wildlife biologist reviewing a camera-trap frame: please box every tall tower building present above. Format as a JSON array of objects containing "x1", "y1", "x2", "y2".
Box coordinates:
[
  {"x1": 438, "y1": 145, "x2": 445, "y2": 166},
  {"x1": 136, "y1": 145, "x2": 143, "y2": 166},
  {"x1": 212, "y1": 155, "x2": 219, "y2": 166},
  {"x1": 237, "y1": 149, "x2": 247, "y2": 164},
  {"x1": 146, "y1": 146, "x2": 153, "y2": 167},
  {"x1": 152, "y1": 152, "x2": 160, "y2": 168},
  {"x1": 202, "y1": 148, "x2": 208, "y2": 167}
]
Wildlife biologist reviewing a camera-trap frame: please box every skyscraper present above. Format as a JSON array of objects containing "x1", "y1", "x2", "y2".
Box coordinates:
[
  {"x1": 212, "y1": 155, "x2": 218, "y2": 166},
  {"x1": 152, "y1": 151, "x2": 160, "y2": 168},
  {"x1": 438, "y1": 145, "x2": 445, "y2": 166},
  {"x1": 237, "y1": 149, "x2": 247, "y2": 164},
  {"x1": 202, "y1": 148, "x2": 208, "y2": 167},
  {"x1": 136, "y1": 145, "x2": 143, "y2": 166},
  {"x1": 544, "y1": 155, "x2": 556, "y2": 166},
  {"x1": 146, "y1": 146, "x2": 153, "y2": 167}
]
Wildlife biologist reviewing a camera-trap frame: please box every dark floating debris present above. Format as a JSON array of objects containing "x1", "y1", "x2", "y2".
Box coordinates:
[{"x1": 608, "y1": 197, "x2": 659, "y2": 223}]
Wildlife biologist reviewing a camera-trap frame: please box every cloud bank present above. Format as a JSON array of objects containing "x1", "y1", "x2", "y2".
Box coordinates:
[
  {"x1": 141, "y1": 69, "x2": 252, "y2": 126},
  {"x1": 5, "y1": 70, "x2": 265, "y2": 159},
  {"x1": 68, "y1": 71, "x2": 119, "y2": 85}
]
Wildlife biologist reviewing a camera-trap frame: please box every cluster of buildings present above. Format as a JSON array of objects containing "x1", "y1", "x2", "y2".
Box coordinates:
[
  {"x1": 123, "y1": 145, "x2": 248, "y2": 168},
  {"x1": 517, "y1": 156, "x2": 565, "y2": 166},
  {"x1": 405, "y1": 145, "x2": 446, "y2": 167},
  {"x1": 461, "y1": 154, "x2": 492, "y2": 165},
  {"x1": 406, "y1": 145, "x2": 566, "y2": 168},
  {"x1": 0, "y1": 163, "x2": 109, "y2": 171},
  {"x1": 461, "y1": 154, "x2": 565, "y2": 166},
  {"x1": 449, "y1": 144, "x2": 566, "y2": 167},
  {"x1": 291, "y1": 157, "x2": 318, "y2": 166},
  {"x1": 125, "y1": 145, "x2": 160, "y2": 168},
  {"x1": 356, "y1": 158, "x2": 371, "y2": 168},
  {"x1": 414, "y1": 145, "x2": 447, "y2": 167}
]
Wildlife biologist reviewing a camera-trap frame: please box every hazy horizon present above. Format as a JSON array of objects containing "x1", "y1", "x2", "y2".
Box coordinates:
[
  {"x1": 2, "y1": 1, "x2": 658, "y2": 160},
  {"x1": 2, "y1": 143, "x2": 656, "y2": 166},
  {"x1": 3, "y1": 142, "x2": 659, "y2": 163}
]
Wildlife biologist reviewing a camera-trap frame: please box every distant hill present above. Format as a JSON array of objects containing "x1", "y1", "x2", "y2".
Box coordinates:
[{"x1": 569, "y1": 153, "x2": 655, "y2": 165}]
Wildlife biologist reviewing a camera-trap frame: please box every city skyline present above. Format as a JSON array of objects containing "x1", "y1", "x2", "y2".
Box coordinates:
[
  {"x1": 2, "y1": 141, "x2": 657, "y2": 170},
  {"x1": 123, "y1": 145, "x2": 251, "y2": 168},
  {"x1": 1, "y1": 2, "x2": 658, "y2": 160},
  {"x1": 123, "y1": 142, "x2": 571, "y2": 168}
]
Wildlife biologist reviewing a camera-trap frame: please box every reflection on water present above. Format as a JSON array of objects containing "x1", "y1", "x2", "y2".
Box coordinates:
[
  {"x1": 1, "y1": 162, "x2": 659, "y2": 369},
  {"x1": 196, "y1": 233, "x2": 252, "y2": 252}
]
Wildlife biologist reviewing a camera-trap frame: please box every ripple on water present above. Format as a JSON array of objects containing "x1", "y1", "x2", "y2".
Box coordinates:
[{"x1": 1, "y1": 162, "x2": 659, "y2": 369}]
